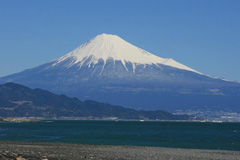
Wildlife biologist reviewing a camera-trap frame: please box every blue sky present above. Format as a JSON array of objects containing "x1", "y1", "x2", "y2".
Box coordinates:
[{"x1": 0, "y1": 0, "x2": 239, "y2": 81}]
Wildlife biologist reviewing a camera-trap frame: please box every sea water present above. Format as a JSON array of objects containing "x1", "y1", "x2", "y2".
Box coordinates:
[{"x1": 0, "y1": 120, "x2": 239, "y2": 151}]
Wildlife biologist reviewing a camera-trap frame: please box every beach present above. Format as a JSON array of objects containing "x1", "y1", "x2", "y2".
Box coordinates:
[{"x1": 0, "y1": 141, "x2": 239, "y2": 160}]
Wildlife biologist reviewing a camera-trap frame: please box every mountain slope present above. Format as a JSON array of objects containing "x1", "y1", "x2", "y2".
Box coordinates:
[
  {"x1": 0, "y1": 34, "x2": 240, "y2": 115},
  {"x1": 0, "y1": 83, "x2": 193, "y2": 120}
]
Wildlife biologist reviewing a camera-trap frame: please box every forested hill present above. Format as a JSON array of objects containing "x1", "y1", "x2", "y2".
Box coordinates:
[{"x1": 0, "y1": 83, "x2": 194, "y2": 120}]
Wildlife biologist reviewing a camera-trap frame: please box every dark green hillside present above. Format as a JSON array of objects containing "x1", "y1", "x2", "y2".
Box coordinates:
[{"x1": 0, "y1": 83, "x2": 193, "y2": 120}]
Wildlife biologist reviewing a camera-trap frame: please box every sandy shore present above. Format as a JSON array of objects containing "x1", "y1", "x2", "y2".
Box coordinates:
[{"x1": 0, "y1": 141, "x2": 239, "y2": 160}]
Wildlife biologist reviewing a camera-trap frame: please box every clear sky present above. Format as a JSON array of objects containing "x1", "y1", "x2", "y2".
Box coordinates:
[{"x1": 0, "y1": 0, "x2": 239, "y2": 81}]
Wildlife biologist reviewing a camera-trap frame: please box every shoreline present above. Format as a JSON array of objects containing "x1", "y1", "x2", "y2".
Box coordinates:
[
  {"x1": 2, "y1": 117, "x2": 239, "y2": 123},
  {"x1": 0, "y1": 141, "x2": 239, "y2": 160}
]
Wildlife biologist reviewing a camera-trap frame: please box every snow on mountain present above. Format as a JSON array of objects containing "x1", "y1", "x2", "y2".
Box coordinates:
[{"x1": 51, "y1": 33, "x2": 199, "y2": 73}]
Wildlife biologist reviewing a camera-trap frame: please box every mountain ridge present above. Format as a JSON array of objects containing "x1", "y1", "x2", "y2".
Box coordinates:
[{"x1": 0, "y1": 82, "x2": 194, "y2": 120}]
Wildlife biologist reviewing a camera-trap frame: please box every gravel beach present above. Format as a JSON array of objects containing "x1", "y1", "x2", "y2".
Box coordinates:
[{"x1": 0, "y1": 141, "x2": 239, "y2": 160}]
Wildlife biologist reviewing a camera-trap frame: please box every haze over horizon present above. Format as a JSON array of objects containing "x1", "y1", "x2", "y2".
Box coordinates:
[{"x1": 0, "y1": 0, "x2": 239, "y2": 81}]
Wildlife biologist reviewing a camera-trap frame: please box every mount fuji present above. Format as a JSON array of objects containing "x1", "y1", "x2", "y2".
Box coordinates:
[{"x1": 1, "y1": 34, "x2": 240, "y2": 116}]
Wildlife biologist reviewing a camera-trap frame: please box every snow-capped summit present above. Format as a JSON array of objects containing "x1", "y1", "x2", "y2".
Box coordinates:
[{"x1": 51, "y1": 33, "x2": 199, "y2": 73}]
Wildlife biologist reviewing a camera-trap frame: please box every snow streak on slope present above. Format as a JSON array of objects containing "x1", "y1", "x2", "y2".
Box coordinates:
[{"x1": 52, "y1": 33, "x2": 199, "y2": 73}]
